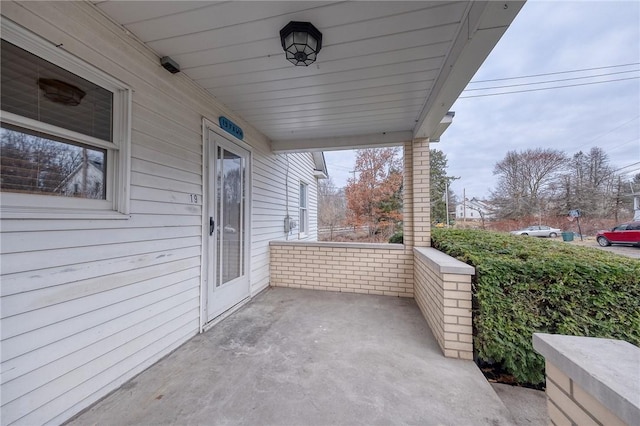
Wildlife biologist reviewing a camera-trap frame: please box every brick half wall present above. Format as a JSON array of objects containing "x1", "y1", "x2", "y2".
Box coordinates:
[
  {"x1": 414, "y1": 247, "x2": 475, "y2": 360},
  {"x1": 269, "y1": 241, "x2": 413, "y2": 297},
  {"x1": 533, "y1": 333, "x2": 639, "y2": 426}
]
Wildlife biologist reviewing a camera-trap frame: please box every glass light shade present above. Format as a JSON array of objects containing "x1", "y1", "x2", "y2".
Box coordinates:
[{"x1": 279, "y1": 21, "x2": 323, "y2": 66}]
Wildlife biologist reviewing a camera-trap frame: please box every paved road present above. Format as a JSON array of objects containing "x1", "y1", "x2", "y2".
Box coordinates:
[
  {"x1": 568, "y1": 239, "x2": 640, "y2": 259},
  {"x1": 594, "y1": 244, "x2": 640, "y2": 259}
]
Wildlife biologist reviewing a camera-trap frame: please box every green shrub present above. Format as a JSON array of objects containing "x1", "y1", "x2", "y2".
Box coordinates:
[
  {"x1": 389, "y1": 231, "x2": 403, "y2": 244},
  {"x1": 432, "y1": 228, "x2": 640, "y2": 385}
]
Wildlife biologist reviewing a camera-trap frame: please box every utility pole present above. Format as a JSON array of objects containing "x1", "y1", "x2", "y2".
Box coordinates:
[
  {"x1": 463, "y1": 188, "x2": 466, "y2": 222},
  {"x1": 82, "y1": 148, "x2": 88, "y2": 196},
  {"x1": 632, "y1": 181, "x2": 640, "y2": 221}
]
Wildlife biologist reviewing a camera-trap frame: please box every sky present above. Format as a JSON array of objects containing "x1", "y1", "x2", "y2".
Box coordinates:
[{"x1": 323, "y1": 0, "x2": 640, "y2": 200}]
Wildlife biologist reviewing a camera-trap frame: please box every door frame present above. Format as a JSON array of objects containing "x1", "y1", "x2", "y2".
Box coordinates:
[{"x1": 200, "y1": 118, "x2": 252, "y2": 331}]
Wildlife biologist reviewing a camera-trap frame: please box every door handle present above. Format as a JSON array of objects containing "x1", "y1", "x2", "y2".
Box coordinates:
[{"x1": 209, "y1": 217, "x2": 215, "y2": 236}]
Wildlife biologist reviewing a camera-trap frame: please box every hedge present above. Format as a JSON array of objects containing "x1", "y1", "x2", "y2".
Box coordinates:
[
  {"x1": 388, "y1": 231, "x2": 403, "y2": 244},
  {"x1": 431, "y1": 228, "x2": 640, "y2": 385}
]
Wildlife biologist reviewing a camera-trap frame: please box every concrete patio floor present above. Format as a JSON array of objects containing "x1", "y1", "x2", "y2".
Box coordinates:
[{"x1": 67, "y1": 288, "x2": 517, "y2": 425}]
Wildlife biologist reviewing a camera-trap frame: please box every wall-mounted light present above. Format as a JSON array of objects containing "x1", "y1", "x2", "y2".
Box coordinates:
[
  {"x1": 279, "y1": 21, "x2": 323, "y2": 66},
  {"x1": 38, "y1": 78, "x2": 86, "y2": 106}
]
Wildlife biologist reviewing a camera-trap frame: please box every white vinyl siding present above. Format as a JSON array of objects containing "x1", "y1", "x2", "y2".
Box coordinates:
[
  {"x1": 0, "y1": 2, "x2": 318, "y2": 425},
  {"x1": 250, "y1": 149, "x2": 318, "y2": 292}
]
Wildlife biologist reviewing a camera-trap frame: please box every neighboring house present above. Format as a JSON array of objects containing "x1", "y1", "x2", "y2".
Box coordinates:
[
  {"x1": 0, "y1": 2, "x2": 523, "y2": 424},
  {"x1": 456, "y1": 197, "x2": 495, "y2": 220},
  {"x1": 57, "y1": 159, "x2": 105, "y2": 199}
]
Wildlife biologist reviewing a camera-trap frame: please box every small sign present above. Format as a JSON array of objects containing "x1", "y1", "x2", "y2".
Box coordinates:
[
  {"x1": 219, "y1": 116, "x2": 244, "y2": 140},
  {"x1": 568, "y1": 209, "x2": 581, "y2": 218}
]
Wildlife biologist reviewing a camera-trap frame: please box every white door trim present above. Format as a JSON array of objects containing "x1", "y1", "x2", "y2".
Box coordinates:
[{"x1": 200, "y1": 118, "x2": 252, "y2": 331}]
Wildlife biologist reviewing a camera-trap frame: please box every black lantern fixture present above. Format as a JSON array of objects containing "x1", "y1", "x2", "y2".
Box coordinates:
[{"x1": 279, "y1": 21, "x2": 323, "y2": 66}]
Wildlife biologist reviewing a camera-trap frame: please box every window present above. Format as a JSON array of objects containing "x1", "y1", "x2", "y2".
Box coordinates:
[
  {"x1": 299, "y1": 182, "x2": 308, "y2": 235},
  {"x1": 0, "y1": 19, "x2": 131, "y2": 218}
]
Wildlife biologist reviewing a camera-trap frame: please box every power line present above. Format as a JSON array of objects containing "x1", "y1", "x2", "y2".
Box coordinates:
[
  {"x1": 458, "y1": 76, "x2": 639, "y2": 99},
  {"x1": 568, "y1": 116, "x2": 640, "y2": 152},
  {"x1": 608, "y1": 137, "x2": 639, "y2": 152},
  {"x1": 468, "y1": 63, "x2": 640, "y2": 84},
  {"x1": 463, "y1": 69, "x2": 639, "y2": 92},
  {"x1": 613, "y1": 161, "x2": 640, "y2": 173}
]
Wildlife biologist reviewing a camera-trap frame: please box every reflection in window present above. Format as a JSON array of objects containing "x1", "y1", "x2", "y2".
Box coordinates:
[
  {"x1": 216, "y1": 147, "x2": 244, "y2": 287},
  {"x1": 1, "y1": 39, "x2": 113, "y2": 141},
  {"x1": 0, "y1": 125, "x2": 106, "y2": 199}
]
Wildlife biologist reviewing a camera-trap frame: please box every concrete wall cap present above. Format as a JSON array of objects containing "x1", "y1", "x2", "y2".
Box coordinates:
[
  {"x1": 269, "y1": 240, "x2": 405, "y2": 250},
  {"x1": 533, "y1": 333, "x2": 640, "y2": 426},
  {"x1": 413, "y1": 247, "x2": 475, "y2": 275}
]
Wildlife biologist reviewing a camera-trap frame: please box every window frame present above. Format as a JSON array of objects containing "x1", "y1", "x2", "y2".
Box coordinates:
[
  {"x1": 299, "y1": 181, "x2": 308, "y2": 237},
  {"x1": 1, "y1": 17, "x2": 131, "y2": 219}
]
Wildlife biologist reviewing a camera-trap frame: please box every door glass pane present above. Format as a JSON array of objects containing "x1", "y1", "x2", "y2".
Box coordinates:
[
  {"x1": 215, "y1": 146, "x2": 223, "y2": 287},
  {"x1": 220, "y1": 148, "x2": 242, "y2": 285},
  {"x1": 241, "y1": 162, "x2": 245, "y2": 275}
]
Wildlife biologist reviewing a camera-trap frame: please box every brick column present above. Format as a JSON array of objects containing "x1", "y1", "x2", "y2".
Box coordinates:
[
  {"x1": 411, "y1": 139, "x2": 430, "y2": 247},
  {"x1": 403, "y1": 141, "x2": 414, "y2": 248}
]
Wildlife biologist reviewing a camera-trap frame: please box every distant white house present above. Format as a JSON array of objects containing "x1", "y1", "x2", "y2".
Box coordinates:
[
  {"x1": 57, "y1": 158, "x2": 105, "y2": 199},
  {"x1": 456, "y1": 197, "x2": 494, "y2": 220}
]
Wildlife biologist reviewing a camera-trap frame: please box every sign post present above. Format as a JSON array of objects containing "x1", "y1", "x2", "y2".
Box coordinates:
[{"x1": 568, "y1": 209, "x2": 583, "y2": 241}]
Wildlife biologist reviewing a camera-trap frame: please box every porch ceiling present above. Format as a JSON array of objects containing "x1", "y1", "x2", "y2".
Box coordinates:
[{"x1": 92, "y1": 1, "x2": 524, "y2": 151}]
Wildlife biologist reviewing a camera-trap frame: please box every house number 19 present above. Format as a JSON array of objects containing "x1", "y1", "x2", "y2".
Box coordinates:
[{"x1": 189, "y1": 194, "x2": 199, "y2": 204}]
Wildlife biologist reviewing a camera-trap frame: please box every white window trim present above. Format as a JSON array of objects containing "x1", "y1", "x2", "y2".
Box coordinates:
[
  {"x1": 0, "y1": 17, "x2": 131, "y2": 220},
  {"x1": 299, "y1": 181, "x2": 308, "y2": 238}
]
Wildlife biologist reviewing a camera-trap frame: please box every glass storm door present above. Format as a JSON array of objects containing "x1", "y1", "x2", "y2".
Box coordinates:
[{"x1": 207, "y1": 131, "x2": 250, "y2": 321}]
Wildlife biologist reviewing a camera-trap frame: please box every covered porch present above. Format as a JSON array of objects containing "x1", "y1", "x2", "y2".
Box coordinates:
[
  {"x1": 67, "y1": 287, "x2": 517, "y2": 425},
  {"x1": 0, "y1": 2, "x2": 531, "y2": 424}
]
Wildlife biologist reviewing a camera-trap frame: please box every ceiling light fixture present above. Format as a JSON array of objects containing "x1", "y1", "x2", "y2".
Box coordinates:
[{"x1": 279, "y1": 21, "x2": 323, "y2": 66}]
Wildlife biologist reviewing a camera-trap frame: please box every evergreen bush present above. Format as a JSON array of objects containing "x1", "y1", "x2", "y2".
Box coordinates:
[
  {"x1": 388, "y1": 231, "x2": 403, "y2": 244},
  {"x1": 432, "y1": 228, "x2": 640, "y2": 385}
]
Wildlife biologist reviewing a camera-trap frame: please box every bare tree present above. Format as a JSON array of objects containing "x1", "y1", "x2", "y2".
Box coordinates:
[
  {"x1": 1, "y1": 128, "x2": 83, "y2": 195},
  {"x1": 491, "y1": 148, "x2": 566, "y2": 219},
  {"x1": 559, "y1": 147, "x2": 619, "y2": 218},
  {"x1": 318, "y1": 177, "x2": 346, "y2": 239}
]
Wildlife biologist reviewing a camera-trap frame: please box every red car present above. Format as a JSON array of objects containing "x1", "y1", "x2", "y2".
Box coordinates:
[{"x1": 596, "y1": 221, "x2": 640, "y2": 247}]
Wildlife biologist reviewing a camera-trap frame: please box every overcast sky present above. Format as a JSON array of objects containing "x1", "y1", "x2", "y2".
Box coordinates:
[{"x1": 324, "y1": 0, "x2": 640, "y2": 199}]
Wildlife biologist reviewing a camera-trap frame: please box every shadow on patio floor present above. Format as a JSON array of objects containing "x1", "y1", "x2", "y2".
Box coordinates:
[{"x1": 67, "y1": 288, "x2": 516, "y2": 425}]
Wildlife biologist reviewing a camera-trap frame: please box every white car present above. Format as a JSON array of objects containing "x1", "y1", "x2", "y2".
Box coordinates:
[{"x1": 510, "y1": 225, "x2": 561, "y2": 238}]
